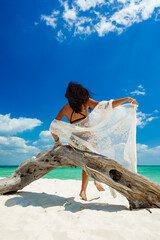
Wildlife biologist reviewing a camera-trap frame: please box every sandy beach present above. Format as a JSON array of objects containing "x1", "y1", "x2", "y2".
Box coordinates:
[{"x1": 0, "y1": 178, "x2": 160, "y2": 240}]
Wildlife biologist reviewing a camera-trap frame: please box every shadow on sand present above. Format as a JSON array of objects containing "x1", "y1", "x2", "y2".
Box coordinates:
[{"x1": 5, "y1": 191, "x2": 128, "y2": 213}]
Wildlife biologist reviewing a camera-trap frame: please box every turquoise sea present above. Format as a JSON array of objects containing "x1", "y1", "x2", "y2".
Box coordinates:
[{"x1": 0, "y1": 166, "x2": 160, "y2": 184}]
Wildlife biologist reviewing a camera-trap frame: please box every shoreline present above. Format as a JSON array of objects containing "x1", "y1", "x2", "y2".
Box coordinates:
[
  {"x1": 0, "y1": 178, "x2": 160, "y2": 240},
  {"x1": 1, "y1": 166, "x2": 160, "y2": 184}
]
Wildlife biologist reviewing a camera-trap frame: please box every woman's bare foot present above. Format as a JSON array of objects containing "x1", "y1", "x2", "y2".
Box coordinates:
[
  {"x1": 94, "y1": 180, "x2": 105, "y2": 191},
  {"x1": 79, "y1": 191, "x2": 87, "y2": 201}
]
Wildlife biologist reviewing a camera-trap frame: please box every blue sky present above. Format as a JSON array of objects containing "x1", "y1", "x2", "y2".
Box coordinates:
[{"x1": 0, "y1": 0, "x2": 160, "y2": 165}]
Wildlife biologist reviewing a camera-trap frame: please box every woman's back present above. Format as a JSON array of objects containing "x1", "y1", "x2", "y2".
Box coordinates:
[{"x1": 65, "y1": 103, "x2": 89, "y2": 124}]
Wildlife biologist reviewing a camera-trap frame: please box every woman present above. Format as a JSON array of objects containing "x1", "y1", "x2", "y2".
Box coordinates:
[{"x1": 50, "y1": 82, "x2": 138, "y2": 201}]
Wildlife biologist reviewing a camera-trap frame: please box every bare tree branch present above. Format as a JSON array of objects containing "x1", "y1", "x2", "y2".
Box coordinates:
[{"x1": 0, "y1": 145, "x2": 160, "y2": 209}]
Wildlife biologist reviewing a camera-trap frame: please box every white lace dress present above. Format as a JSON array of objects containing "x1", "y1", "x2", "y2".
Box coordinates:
[{"x1": 50, "y1": 100, "x2": 137, "y2": 173}]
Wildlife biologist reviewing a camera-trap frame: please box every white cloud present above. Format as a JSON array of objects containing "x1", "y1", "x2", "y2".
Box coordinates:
[
  {"x1": 34, "y1": 22, "x2": 39, "y2": 26},
  {"x1": 0, "y1": 136, "x2": 39, "y2": 154},
  {"x1": 39, "y1": 130, "x2": 52, "y2": 141},
  {"x1": 123, "y1": 86, "x2": 159, "y2": 128},
  {"x1": 130, "y1": 85, "x2": 146, "y2": 96},
  {"x1": 137, "y1": 85, "x2": 144, "y2": 89},
  {"x1": 155, "y1": 8, "x2": 160, "y2": 21},
  {"x1": 40, "y1": 0, "x2": 160, "y2": 40},
  {"x1": 63, "y1": 2, "x2": 77, "y2": 25},
  {"x1": 74, "y1": 16, "x2": 93, "y2": 35},
  {"x1": 137, "y1": 143, "x2": 160, "y2": 165},
  {"x1": 137, "y1": 143, "x2": 148, "y2": 152},
  {"x1": 0, "y1": 114, "x2": 42, "y2": 135},
  {"x1": 57, "y1": 30, "x2": 66, "y2": 42},
  {"x1": 154, "y1": 110, "x2": 159, "y2": 113},
  {"x1": 75, "y1": 0, "x2": 105, "y2": 11},
  {"x1": 74, "y1": 25, "x2": 92, "y2": 36},
  {"x1": 146, "y1": 116, "x2": 159, "y2": 122},
  {"x1": 136, "y1": 110, "x2": 159, "y2": 128},
  {"x1": 137, "y1": 143, "x2": 160, "y2": 154},
  {"x1": 41, "y1": 10, "x2": 60, "y2": 28},
  {"x1": 41, "y1": 15, "x2": 57, "y2": 28},
  {"x1": 110, "y1": 0, "x2": 160, "y2": 29},
  {"x1": 131, "y1": 90, "x2": 146, "y2": 96},
  {"x1": 33, "y1": 130, "x2": 53, "y2": 149},
  {"x1": 0, "y1": 136, "x2": 40, "y2": 165},
  {"x1": 95, "y1": 18, "x2": 116, "y2": 36},
  {"x1": 33, "y1": 130, "x2": 68, "y2": 149}
]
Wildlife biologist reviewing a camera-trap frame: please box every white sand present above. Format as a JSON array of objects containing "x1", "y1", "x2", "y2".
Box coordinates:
[{"x1": 0, "y1": 178, "x2": 160, "y2": 240}]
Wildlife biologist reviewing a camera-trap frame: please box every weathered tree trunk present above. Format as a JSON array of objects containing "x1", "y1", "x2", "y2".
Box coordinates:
[{"x1": 0, "y1": 145, "x2": 160, "y2": 210}]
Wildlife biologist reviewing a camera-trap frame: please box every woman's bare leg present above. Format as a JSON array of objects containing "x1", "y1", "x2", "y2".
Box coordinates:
[
  {"x1": 79, "y1": 170, "x2": 89, "y2": 201},
  {"x1": 94, "y1": 180, "x2": 105, "y2": 191}
]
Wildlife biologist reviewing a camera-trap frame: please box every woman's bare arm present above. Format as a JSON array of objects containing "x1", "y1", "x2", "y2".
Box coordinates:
[
  {"x1": 112, "y1": 97, "x2": 138, "y2": 108},
  {"x1": 87, "y1": 98, "x2": 99, "y2": 108},
  {"x1": 88, "y1": 97, "x2": 138, "y2": 109},
  {"x1": 51, "y1": 105, "x2": 66, "y2": 143}
]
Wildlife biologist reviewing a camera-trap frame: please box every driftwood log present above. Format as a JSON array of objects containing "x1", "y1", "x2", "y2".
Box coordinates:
[{"x1": 0, "y1": 145, "x2": 160, "y2": 210}]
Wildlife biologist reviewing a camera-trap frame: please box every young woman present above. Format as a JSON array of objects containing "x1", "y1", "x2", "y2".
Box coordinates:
[{"x1": 51, "y1": 82, "x2": 138, "y2": 201}]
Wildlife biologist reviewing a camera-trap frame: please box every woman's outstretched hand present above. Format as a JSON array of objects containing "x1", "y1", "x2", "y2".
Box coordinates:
[
  {"x1": 128, "y1": 97, "x2": 139, "y2": 106},
  {"x1": 54, "y1": 139, "x2": 62, "y2": 147}
]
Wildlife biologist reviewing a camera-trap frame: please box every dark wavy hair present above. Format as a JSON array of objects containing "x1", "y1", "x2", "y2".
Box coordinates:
[{"x1": 65, "y1": 82, "x2": 90, "y2": 113}]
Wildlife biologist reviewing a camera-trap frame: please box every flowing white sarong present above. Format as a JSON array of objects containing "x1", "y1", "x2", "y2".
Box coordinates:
[{"x1": 50, "y1": 100, "x2": 137, "y2": 196}]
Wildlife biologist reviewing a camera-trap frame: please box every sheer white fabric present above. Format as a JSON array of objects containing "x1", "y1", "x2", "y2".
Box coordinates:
[{"x1": 50, "y1": 100, "x2": 137, "y2": 173}]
